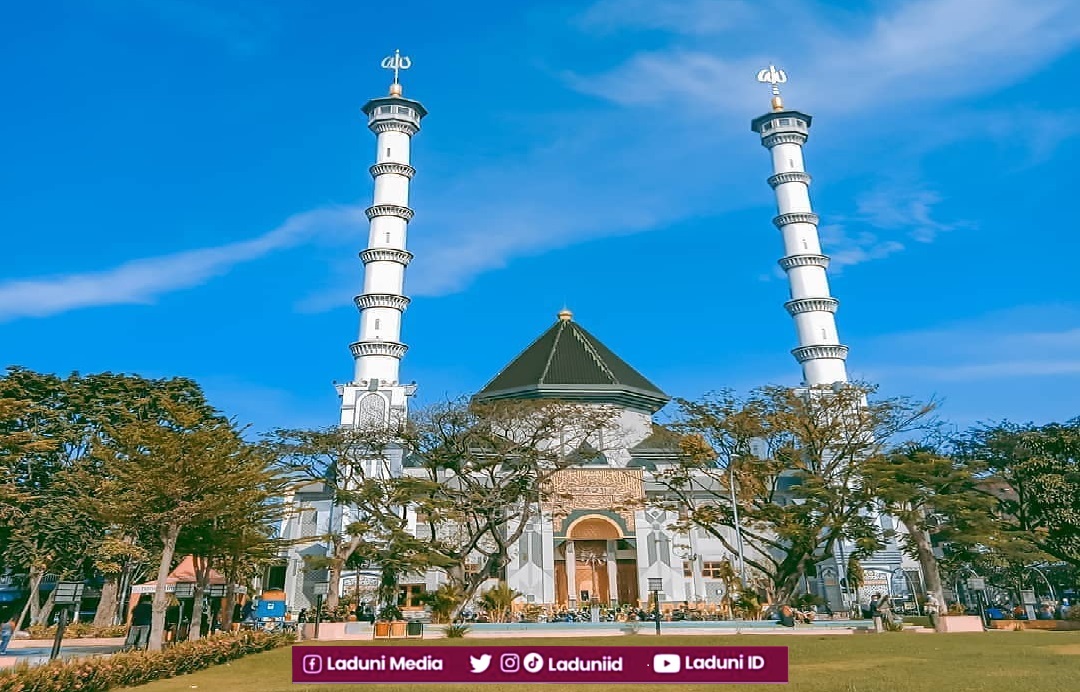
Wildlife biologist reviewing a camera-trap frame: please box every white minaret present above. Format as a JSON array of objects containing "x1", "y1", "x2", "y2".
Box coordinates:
[
  {"x1": 751, "y1": 65, "x2": 848, "y2": 387},
  {"x1": 337, "y1": 51, "x2": 427, "y2": 429}
]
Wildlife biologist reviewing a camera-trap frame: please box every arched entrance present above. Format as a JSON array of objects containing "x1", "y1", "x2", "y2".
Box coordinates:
[{"x1": 554, "y1": 515, "x2": 638, "y2": 607}]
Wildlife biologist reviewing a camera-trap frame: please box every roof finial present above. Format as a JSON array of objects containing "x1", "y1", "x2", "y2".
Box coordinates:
[
  {"x1": 756, "y1": 64, "x2": 787, "y2": 112},
  {"x1": 381, "y1": 49, "x2": 412, "y2": 97},
  {"x1": 557, "y1": 307, "x2": 573, "y2": 322}
]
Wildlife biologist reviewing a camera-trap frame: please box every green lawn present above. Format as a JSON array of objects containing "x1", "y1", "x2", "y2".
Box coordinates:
[{"x1": 129, "y1": 632, "x2": 1080, "y2": 692}]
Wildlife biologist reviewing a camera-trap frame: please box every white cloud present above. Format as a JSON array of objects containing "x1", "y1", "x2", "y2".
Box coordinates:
[
  {"x1": 856, "y1": 305, "x2": 1080, "y2": 382},
  {"x1": 0, "y1": 207, "x2": 365, "y2": 322},
  {"x1": 572, "y1": 0, "x2": 1080, "y2": 115}
]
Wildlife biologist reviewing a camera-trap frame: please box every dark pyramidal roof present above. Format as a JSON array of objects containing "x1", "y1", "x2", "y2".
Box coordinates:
[{"x1": 473, "y1": 310, "x2": 669, "y2": 414}]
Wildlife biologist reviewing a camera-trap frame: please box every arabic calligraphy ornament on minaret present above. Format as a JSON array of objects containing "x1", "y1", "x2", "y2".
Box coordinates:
[
  {"x1": 380, "y1": 49, "x2": 412, "y2": 96},
  {"x1": 756, "y1": 64, "x2": 787, "y2": 112}
]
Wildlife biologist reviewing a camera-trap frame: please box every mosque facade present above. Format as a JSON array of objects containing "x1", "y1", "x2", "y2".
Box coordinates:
[{"x1": 277, "y1": 58, "x2": 918, "y2": 617}]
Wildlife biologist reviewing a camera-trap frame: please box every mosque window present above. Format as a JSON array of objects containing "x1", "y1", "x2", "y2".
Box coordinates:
[
  {"x1": 802, "y1": 239, "x2": 808, "y2": 249},
  {"x1": 796, "y1": 119, "x2": 806, "y2": 127},
  {"x1": 387, "y1": 148, "x2": 391, "y2": 157},
  {"x1": 683, "y1": 561, "x2": 693, "y2": 578},
  {"x1": 701, "y1": 562, "x2": 728, "y2": 579},
  {"x1": 375, "y1": 319, "x2": 381, "y2": 329},
  {"x1": 385, "y1": 232, "x2": 391, "y2": 242},
  {"x1": 821, "y1": 328, "x2": 827, "y2": 339}
]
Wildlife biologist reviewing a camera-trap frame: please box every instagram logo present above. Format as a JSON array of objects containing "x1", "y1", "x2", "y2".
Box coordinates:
[
  {"x1": 500, "y1": 653, "x2": 520, "y2": 673},
  {"x1": 302, "y1": 655, "x2": 323, "y2": 675}
]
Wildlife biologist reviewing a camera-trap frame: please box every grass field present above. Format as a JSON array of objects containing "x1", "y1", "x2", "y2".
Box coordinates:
[{"x1": 129, "y1": 631, "x2": 1080, "y2": 692}]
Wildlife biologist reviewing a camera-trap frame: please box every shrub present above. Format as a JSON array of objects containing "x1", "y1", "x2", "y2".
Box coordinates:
[
  {"x1": 1067, "y1": 605, "x2": 1080, "y2": 621},
  {"x1": 443, "y1": 624, "x2": 471, "y2": 638},
  {"x1": 25, "y1": 623, "x2": 129, "y2": 640},
  {"x1": 0, "y1": 630, "x2": 293, "y2": 692}
]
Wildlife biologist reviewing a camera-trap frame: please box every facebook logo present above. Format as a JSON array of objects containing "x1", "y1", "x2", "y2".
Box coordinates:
[{"x1": 303, "y1": 655, "x2": 323, "y2": 675}]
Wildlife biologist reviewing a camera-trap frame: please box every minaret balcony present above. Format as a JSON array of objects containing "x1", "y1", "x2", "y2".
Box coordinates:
[
  {"x1": 370, "y1": 120, "x2": 418, "y2": 136},
  {"x1": 773, "y1": 212, "x2": 819, "y2": 229},
  {"x1": 791, "y1": 344, "x2": 849, "y2": 363},
  {"x1": 365, "y1": 204, "x2": 414, "y2": 221},
  {"x1": 778, "y1": 254, "x2": 830, "y2": 270},
  {"x1": 768, "y1": 171, "x2": 811, "y2": 188},
  {"x1": 370, "y1": 162, "x2": 416, "y2": 179},
  {"x1": 360, "y1": 248, "x2": 413, "y2": 266},
  {"x1": 350, "y1": 340, "x2": 408, "y2": 359},
  {"x1": 354, "y1": 293, "x2": 411, "y2": 311},
  {"x1": 784, "y1": 297, "x2": 839, "y2": 316},
  {"x1": 761, "y1": 131, "x2": 808, "y2": 148}
]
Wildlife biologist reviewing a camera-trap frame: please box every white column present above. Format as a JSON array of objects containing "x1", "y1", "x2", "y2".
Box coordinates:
[
  {"x1": 752, "y1": 109, "x2": 849, "y2": 386},
  {"x1": 352, "y1": 90, "x2": 426, "y2": 387},
  {"x1": 606, "y1": 539, "x2": 618, "y2": 604},
  {"x1": 565, "y1": 541, "x2": 577, "y2": 606}
]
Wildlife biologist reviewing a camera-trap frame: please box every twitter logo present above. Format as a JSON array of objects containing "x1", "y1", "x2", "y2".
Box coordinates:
[{"x1": 470, "y1": 654, "x2": 492, "y2": 673}]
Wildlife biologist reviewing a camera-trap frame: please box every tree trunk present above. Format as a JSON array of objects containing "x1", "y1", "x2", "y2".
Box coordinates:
[
  {"x1": 326, "y1": 556, "x2": 343, "y2": 611},
  {"x1": 148, "y1": 523, "x2": 180, "y2": 652},
  {"x1": 188, "y1": 555, "x2": 211, "y2": 641},
  {"x1": 17, "y1": 568, "x2": 44, "y2": 630},
  {"x1": 94, "y1": 576, "x2": 120, "y2": 627},
  {"x1": 32, "y1": 584, "x2": 58, "y2": 626},
  {"x1": 221, "y1": 555, "x2": 239, "y2": 630},
  {"x1": 907, "y1": 522, "x2": 945, "y2": 618}
]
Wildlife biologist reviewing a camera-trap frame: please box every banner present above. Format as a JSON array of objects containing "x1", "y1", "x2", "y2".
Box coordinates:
[{"x1": 293, "y1": 645, "x2": 788, "y2": 684}]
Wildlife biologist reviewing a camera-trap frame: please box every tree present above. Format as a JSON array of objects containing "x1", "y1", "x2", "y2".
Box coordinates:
[
  {"x1": 862, "y1": 444, "x2": 996, "y2": 609},
  {"x1": 399, "y1": 398, "x2": 616, "y2": 617},
  {"x1": 94, "y1": 399, "x2": 278, "y2": 652},
  {"x1": 958, "y1": 419, "x2": 1080, "y2": 570},
  {"x1": 658, "y1": 384, "x2": 936, "y2": 605},
  {"x1": 264, "y1": 425, "x2": 408, "y2": 611}
]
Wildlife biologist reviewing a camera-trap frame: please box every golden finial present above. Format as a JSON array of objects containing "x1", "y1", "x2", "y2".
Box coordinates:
[
  {"x1": 756, "y1": 64, "x2": 788, "y2": 112},
  {"x1": 381, "y1": 49, "x2": 411, "y2": 96},
  {"x1": 557, "y1": 308, "x2": 573, "y2": 322}
]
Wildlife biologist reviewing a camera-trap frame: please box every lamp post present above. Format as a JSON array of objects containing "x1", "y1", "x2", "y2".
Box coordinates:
[
  {"x1": 49, "y1": 582, "x2": 84, "y2": 661},
  {"x1": 313, "y1": 582, "x2": 329, "y2": 639},
  {"x1": 728, "y1": 461, "x2": 749, "y2": 589},
  {"x1": 648, "y1": 578, "x2": 663, "y2": 636}
]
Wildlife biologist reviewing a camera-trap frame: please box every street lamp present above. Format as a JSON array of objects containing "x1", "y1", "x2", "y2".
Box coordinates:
[
  {"x1": 648, "y1": 578, "x2": 663, "y2": 636},
  {"x1": 727, "y1": 461, "x2": 749, "y2": 588},
  {"x1": 49, "y1": 582, "x2": 84, "y2": 661},
  {"x1": 313, "y1": 582, "x2": 329, "y2": 639}
]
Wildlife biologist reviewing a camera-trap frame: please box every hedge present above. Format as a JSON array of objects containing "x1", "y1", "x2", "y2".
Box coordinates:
[
  {"x1": 24, "y1": 623, "x2": 128, "y2": 640},
  {"x1": 0, "y1": 630, "x2": 294, "y2": 692}
]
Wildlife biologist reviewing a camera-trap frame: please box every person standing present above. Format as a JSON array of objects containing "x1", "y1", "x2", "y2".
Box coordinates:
[
  {"x1": 869, "y1": 594, "x2": 883, "y2": 633},
  {"x1": 130, "y1": 596, "x2": 153, "y2": 649},
  {"x1": 0, "y1": 616, "x2": 15, "y2": 655},
  {"x1": 925, "y1": 593, "x2": 942, "y2": 632}
]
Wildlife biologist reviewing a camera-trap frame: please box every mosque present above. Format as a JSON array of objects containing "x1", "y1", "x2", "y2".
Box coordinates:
[{"x1": 276, "y1": 57, "x2": 916, "y2": 617}]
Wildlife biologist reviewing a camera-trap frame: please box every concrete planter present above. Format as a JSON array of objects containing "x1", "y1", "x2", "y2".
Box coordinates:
[{"x1": 940, "y1": 616, "x2": 984, "y2": 632}]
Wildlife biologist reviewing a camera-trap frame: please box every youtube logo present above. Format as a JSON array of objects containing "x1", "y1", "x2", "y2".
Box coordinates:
[{"x1": 653, "y1": 653, "x2": 681, "y2": 674}]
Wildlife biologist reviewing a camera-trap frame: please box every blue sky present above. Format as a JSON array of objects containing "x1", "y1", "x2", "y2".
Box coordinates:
[{"x1": 1, "y1": 0, "x2": 1077, "y2": 433}]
